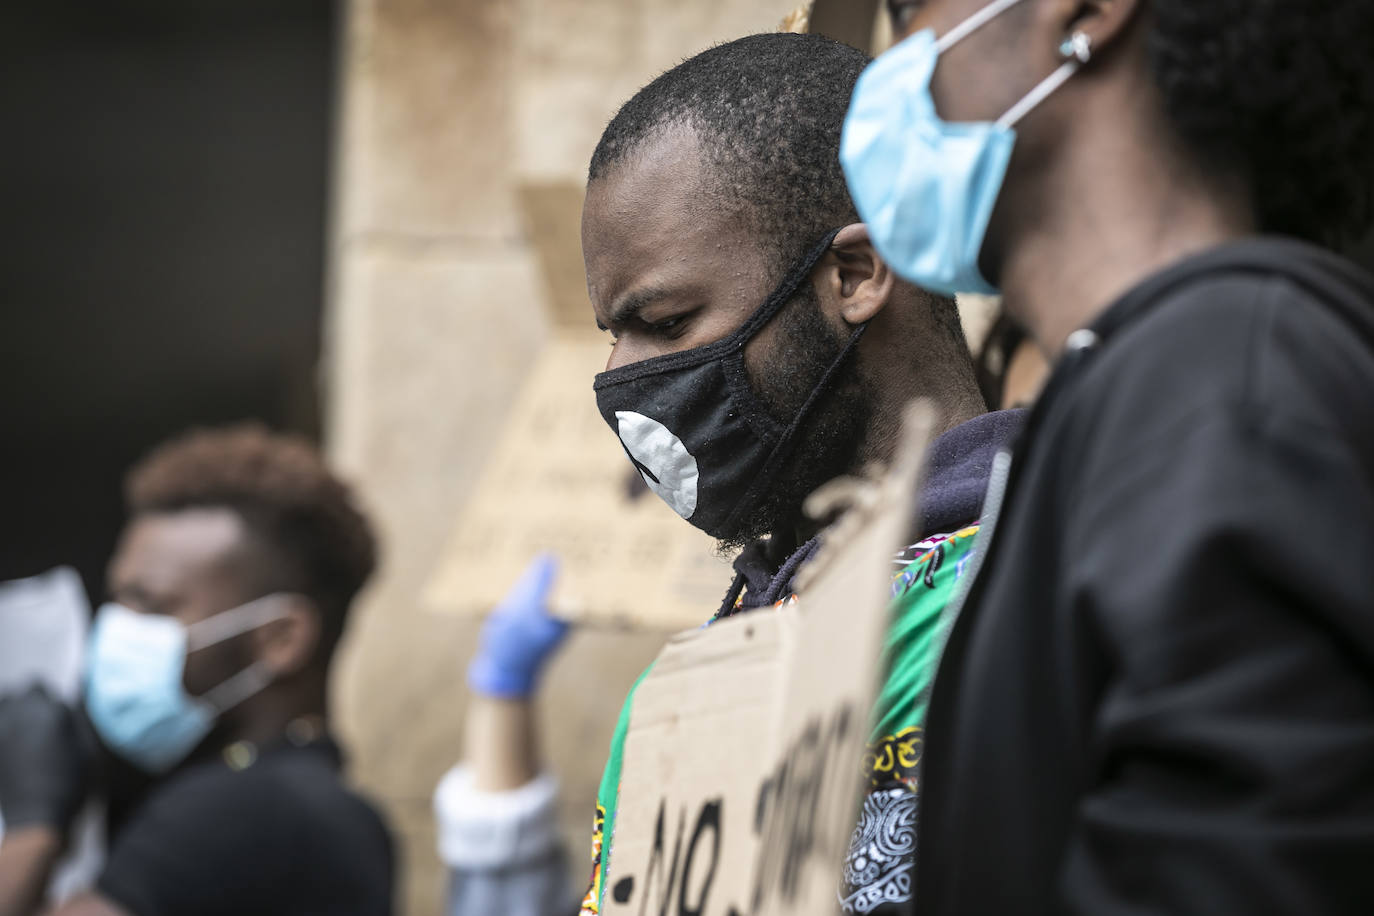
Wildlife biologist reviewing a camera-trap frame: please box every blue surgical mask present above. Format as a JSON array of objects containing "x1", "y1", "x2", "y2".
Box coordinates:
[
  {"x1": 84, "y1": 597, "x2": 287, "y2": 773},
  {"x1": 840, "y1": 0, "x2": 1091, "y2": 295}
]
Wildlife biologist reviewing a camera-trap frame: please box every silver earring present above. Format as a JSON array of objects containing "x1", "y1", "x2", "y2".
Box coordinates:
[{"x1": 1058, "y1": 31, "x2": 1092, "y2": 63}]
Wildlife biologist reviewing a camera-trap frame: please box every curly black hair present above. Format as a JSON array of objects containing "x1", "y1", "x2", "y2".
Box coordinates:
[
  {"x1": 589, "y1": 32, "x2": 869, "y2": 274},
  {"x1": 126, "y1": 423, "x2": 376, "y2": 657},
  {"x1": 1147, "y1": 0, "x2": 1374, "y2": 245}
]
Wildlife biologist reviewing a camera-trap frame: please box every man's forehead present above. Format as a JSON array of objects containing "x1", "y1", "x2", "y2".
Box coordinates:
[
  {"x1": 108, "y1": 508, "x2": 245, "y2": 594},
  {"x1": 584, "y1": 130, "x2": 713, "y2": 261},
  {"x1": 582, "y1": 126, "x2": 762, "y2": 314}
]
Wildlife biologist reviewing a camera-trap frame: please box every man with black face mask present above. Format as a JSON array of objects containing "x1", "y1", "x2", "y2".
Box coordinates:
[{"x1": 576, "y1": 33, "x2": 1019, "y2": 916}]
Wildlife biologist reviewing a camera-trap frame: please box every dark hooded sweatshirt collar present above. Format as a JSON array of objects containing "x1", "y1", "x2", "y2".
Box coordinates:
[{"x1": 716, "y1": 408, "x2": 1027, "y2": 618}]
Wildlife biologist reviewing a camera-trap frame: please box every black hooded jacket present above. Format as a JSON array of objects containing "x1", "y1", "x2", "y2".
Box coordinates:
[{"x1": 917, "y1": 239, "x2": 1374, "y2": 915}]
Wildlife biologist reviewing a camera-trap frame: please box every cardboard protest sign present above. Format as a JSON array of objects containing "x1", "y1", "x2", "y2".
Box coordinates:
[
  {"x1": 601, "y1": 405, "x2": 934, "y2": 916},
  {"x1": 422, "y1": 333, "x2": 733, "y2": 629},
  {"x1": 603, "y1": 612, "x2": 785, "y2": 916}
]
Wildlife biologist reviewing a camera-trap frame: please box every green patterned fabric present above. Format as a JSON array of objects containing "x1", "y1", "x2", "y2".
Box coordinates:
[
  {"x1": 579, "y1": 664, "x2": 653, "y2": 915},
  {"x1": 872, "y1": 527, "x2": 979, "y2": 745}
]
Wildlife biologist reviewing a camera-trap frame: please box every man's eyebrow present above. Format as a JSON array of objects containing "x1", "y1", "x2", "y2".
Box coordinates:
[{"x1": 597, "y1": 286, "x2": 675, "y2": 331}]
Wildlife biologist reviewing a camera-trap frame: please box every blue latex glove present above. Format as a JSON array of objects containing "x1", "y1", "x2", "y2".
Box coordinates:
[{"x1": 467, "y1": 554, "x2": 570, "y2": 699}]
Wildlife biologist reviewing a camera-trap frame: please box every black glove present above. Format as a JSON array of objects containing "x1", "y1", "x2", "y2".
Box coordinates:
[{"x1": 0, "y1": 685, "x2": 89, "y2": 832}]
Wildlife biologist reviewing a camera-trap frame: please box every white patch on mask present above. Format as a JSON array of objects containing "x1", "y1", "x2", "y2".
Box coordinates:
[{"x1": 615, "y1": 411, "x2": 699, "y2": 520}]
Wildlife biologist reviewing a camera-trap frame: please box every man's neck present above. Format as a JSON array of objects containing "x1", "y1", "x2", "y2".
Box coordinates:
[
  {"x1": 218, "y1": 678, "x2": 329, "y2": 751},
  {"x1": 998, "y1": 103, "x2": 1256, "y2": 356}
]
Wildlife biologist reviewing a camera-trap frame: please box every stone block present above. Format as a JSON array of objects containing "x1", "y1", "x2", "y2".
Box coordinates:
[{"x1": 338, "y1": 0, "x2": 520, "y2": 240}]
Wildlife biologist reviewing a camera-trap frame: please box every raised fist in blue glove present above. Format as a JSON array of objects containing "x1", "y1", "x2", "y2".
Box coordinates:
[{"x1": 467, "y1": 554, "x2": 570, "y2": 700}]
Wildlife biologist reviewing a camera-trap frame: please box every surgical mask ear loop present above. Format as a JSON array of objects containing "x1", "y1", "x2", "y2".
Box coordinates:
[
  {"x1": 928, "y1": 0, "x2": 1093, "y2": 131},
  {"x1": 997, "y1": 31, "x2": 1092, "y2": 129},
  {"x1": 199, "y1": 660, "x2": 275, "y2": 715},
  {"x1": 184, "y1": 594, "x2": 291, "y2": 652},
  {"x1": 184, "y1": 595, "x2": 292, "y2": 714}
]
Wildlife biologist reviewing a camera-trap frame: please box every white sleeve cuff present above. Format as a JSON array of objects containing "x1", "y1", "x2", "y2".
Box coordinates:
[{"x1": 433, "y1": 764, "x2": 561, "y2": 870}]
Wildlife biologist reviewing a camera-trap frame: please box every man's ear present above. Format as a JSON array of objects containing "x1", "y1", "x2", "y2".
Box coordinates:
[
  {"x1": 1059, "y1": 0, "x2": 1142, "y2": 59},
  {"x1": 252, "y1": 594, "x2": 322, "y2": 678},
  {"x1": 821, "y1": 223, "x2": 896, "y2": 327}
]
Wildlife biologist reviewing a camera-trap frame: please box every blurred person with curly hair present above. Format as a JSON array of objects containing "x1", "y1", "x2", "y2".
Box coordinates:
[
  {"x1": 0, "y1": 424, "x2": 393, "y2": 916},
  {"x1": 839, "y1": 0, "x2": 1374, "y2": 912}
]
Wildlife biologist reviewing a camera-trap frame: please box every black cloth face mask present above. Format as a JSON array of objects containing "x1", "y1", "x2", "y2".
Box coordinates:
[{"x1": 593, "y1": 229, "x2": 867, "y2": 539}]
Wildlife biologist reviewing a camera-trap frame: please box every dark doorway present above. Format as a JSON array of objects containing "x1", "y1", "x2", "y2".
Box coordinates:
[{"x1": 1, "y1": 0, "x2": 336, "y2": 601}]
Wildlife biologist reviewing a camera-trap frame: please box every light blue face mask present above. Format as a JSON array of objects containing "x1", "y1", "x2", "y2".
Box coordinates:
[
  {"x1": 840, "y1": 0, "x2": 1092, "y2": 295},
  {"x1": 84, "y1": 597, "x2": 287, "y2": 773}
]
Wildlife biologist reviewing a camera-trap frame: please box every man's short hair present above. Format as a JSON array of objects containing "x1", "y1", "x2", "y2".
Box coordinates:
[
  {"x1": 589, "y1": 32, "x2": 869, "y2": 274},
  {"x1": 125, "y1": 423, "x2": 376, "y2": 659}
]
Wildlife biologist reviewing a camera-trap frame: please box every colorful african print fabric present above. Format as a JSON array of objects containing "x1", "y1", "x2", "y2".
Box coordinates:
[
  {"x1": 579, "y1": 664, "x2": 652, "y2": 915},
  {"x1": 837, "y1": 526, "x2": 978, "y2": 914},
  {"x1": 578, "y1": 527, "x2": 980, "y2": 915}
]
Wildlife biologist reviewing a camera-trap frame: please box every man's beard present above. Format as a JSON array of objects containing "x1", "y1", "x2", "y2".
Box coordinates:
[{"x1": 714, "y1": 285, "x2": 872, "y2": 552}]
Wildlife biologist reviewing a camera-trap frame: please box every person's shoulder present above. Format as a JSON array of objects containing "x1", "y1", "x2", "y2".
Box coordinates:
[
  {"x1": 1045, "y1": 245, "x2": 1374, "y2": 519},
  {"x1": 128, "y1": 754, "x2": 264, "y2": 820},
  {"x1": 138, "y1": 744, "x2": 386, "y2": 843},
  {"x1": 1075, "y1": 244, "x2": 1374, "y2": 446},
  {"x1": 97, "y1": 758, "x2": 295, "y2": 914},
  {"x1": 101, "y1": 747, "x2": 392, "y2": 916},
  {"x1": 253, "y1": 745, "x2": 392, "y2": 844},
  {"x1": 252, "y1": 746, "x2": 394, "y2": 907}
]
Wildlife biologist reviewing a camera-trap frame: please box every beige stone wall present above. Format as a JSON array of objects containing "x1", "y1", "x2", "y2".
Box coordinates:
[{"x1": 325, "y1": 2, "x2": 802, "y2": 913}]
